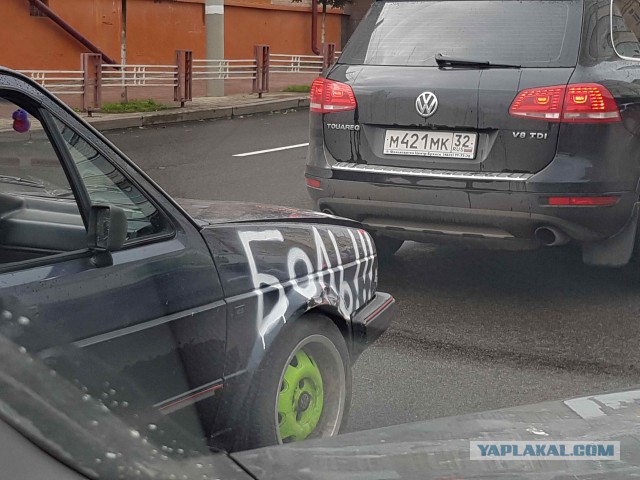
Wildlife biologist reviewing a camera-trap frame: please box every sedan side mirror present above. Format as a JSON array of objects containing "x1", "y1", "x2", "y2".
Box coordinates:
[{"x1": 87, "y1": 205, "x2": 128, "y2": 267}]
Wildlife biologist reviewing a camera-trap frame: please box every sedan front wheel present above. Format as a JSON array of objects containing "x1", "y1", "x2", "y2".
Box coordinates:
[{"x1": 239, "y1": 313, "x2": 351, "y2": 450}]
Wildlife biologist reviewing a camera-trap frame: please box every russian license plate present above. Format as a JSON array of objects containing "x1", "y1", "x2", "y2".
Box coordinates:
[{"x1": 383, "y1": 130, "x2": 477, "y2": 159}]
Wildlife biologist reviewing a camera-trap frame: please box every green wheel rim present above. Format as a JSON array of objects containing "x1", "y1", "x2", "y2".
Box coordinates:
[{"x1": 277, "y1": 349, "x2": 324, "y2": 442}]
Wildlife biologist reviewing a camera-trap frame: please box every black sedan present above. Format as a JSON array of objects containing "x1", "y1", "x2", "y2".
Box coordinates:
[{"x1": 0, "y1": 67, "x2": 394, "y2": 452}]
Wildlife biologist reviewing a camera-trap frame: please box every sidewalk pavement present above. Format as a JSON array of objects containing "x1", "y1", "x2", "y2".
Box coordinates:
[{"x1": 82, "y1": 93, "x2": 310, "y2": 131}]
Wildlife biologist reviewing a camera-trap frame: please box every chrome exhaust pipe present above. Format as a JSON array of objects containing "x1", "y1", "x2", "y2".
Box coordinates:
[{"x1": 535, "y1": 226, "x2": 569, "y2": 247}]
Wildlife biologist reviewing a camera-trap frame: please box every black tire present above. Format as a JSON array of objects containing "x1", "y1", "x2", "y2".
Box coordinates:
[
  {"x1": 374, "y1": 235, "x2": 404, "y2": 261},
  {"x1": 236, "y1": 313, "x2": 352, "y2": 450},
  {"x1": 630, "y1": 218, "x2": 640, "y2": 263},
  {"x1": 628, "y1": 239, "x2": 638, "y2": 264}
]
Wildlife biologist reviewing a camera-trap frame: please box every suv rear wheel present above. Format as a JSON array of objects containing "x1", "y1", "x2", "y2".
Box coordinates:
[{"x1": 374, "y1": 236, "x2": 404, "y2": 261}]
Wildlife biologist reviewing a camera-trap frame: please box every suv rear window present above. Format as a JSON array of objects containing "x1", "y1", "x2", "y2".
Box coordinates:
[
  {"x1": 340, "y1": 0, "x2": 583, "y2": 68},
  {"x1": 612, "y1": 0, "x2": 640, "y2": 59}
]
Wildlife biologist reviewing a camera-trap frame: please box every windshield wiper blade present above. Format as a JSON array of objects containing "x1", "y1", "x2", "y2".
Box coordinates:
[
  {"x1": 435, "y1": 53, "x2": 520, "y2": 69},
  {"x1": 0, "y1": 175, "x2": 45, "y2": 188}
]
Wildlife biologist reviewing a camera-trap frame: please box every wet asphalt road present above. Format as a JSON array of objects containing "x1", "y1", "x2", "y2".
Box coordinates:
[{"x1": 105, "y1": 109, "x2": 640, "y2": 434}]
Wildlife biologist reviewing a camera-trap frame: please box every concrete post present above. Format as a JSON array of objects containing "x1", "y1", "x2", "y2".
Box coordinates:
[{"x1": 205, "y1": 0, "x2": 225, "y2": 97}]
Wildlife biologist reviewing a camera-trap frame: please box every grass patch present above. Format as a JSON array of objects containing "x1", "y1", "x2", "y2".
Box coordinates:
[
  {"x1": 282, "y1": 85, "x2": 311, "y2": 93},
  {"x1": 101, "y1": 99, "x2": 170, "y2": 113}
]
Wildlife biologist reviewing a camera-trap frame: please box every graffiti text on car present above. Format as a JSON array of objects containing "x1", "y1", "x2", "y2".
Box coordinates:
[{"x1": 239, "y1": 227, "x2": 375, "y2": 347}]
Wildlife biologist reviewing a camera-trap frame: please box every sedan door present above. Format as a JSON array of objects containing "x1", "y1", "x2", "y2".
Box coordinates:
[{"x1": 0, "y1": 81, "x2": 226, "y2": 439}]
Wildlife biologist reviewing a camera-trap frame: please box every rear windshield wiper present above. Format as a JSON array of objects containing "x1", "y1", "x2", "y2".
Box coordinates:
[{"x1": 435, "y1": 53, "x2": 520, "y2": 69}]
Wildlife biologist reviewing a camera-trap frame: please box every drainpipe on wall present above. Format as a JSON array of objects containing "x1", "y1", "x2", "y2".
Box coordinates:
[
  {"x1": 120, "y1": 0, "x2": 128, "y2": 102},
  {"x1": 311, "y1": 0, "x2": 320, "y2": 55},
  {"x1": 28, "y1": 0, "x2": 117, "y2": 65},
  {"x1": 205, "y1": 0, "x2": 225, "y2": 96}
]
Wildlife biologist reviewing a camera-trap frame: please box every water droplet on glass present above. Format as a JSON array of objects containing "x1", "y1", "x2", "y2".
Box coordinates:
[
  {"x1": 100, "y1": 404, "x2": 110, "y2": 412},
  {"x1": 2, "y1": 310, "x2": 13, "y2": 320},
  {"x1": 148, "y1": 423, "x2": 157, "y2": 431},
  {"x1": 160, "y1": 455, "x2": 168, "y2": 461},
  {"x1": 121, "y1": 401, "x2": 129, "y2": 408},
  {"x1": 110, "y1": 401, "x2": 119, "y2": 408},
  {"x1": 17, "y1": 316, "x2": 30, "y2": 326},
  {"x1": 152, "y1": 449, "x2": 159, "y2": 455},
  {"x1": 196, "y1": 463, "x2": 204, "y2": 469},
  {"x1": 90, "y1": 420, "x2": 99, "y2": 427},
  {"x1": 82, "y1": 394, "x2": 91, "y2": 402},
  {"x1": 105, "y1": 452, "x2": 117, "y2": 459},
  {"x1": 129, "y1": 429, "x2": 141, "y2": 438},
  {"x1": 18, "y1": 346, "x2": 27, "y2": 354},
  {"x1": 169, "y1": 475, "x2": 176, "y2": 480},
  {"x1": 50, "y1": 370, "x2": 57, "y2": 376},
  {"x1": 176, "y1": 448, "x2": 184, "y2": 455},
  {"x1": 108, "y1": 388, "x2": 116, "y2": 395},
  {"x1": 95, "y1": 458, "x2": 102, "y2": 464}
]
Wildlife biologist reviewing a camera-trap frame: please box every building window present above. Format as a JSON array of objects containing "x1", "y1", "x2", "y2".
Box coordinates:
[{"x1": 29, "y1": 0, "x2": 49, "y2": 17}]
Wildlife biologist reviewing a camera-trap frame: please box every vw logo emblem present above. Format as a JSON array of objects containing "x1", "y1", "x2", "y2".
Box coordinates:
[{"x1": 416, "y1": 91, "x2": 438, "y2": 118}]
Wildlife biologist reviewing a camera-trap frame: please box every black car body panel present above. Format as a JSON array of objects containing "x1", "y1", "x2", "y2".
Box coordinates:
[
  {"x1": 234, "y1": 387, "x2": 640, "y2": 479},
  {"x1": 0, "y1": 326, "x2": 252, "y2": 480},
  {"x1": 0, "y1": 67, "x2": 394, "y2": 451},
  {"x1": 2, "y1": 323, "x2": 640, "y2": 480},
  {"x1": 176, "y1": 198, "x2": 350, "y2": 226},
  {"x1": 307, "y1": 0, "x2": 640, "y2": 266}
]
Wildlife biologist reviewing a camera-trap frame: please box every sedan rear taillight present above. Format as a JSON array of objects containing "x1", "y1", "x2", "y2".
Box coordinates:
[
  {"x1": 310, "y1": 78, "x2": 357, "y2": 113},
  {"x1": 509, "y1": 83, "x2": 621, "y2": 123}
]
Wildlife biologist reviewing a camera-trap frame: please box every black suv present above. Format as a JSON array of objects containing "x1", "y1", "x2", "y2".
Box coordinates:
[{"x1": 306, "y1": 0, "x2": 640, "y2": 265}]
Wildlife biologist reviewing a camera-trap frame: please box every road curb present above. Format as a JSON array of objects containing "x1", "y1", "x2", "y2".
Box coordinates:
[{"x1": 86, "y1": 97, "x2": 309, "y2": 131}]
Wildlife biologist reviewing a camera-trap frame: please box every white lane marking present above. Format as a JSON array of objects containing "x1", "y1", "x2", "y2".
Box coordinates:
[
  {"x1": 564, "y1": 389, "x2": 640, "y2": 419},
  {"x1": 233, "y1": 142, "x2": 309, "y2": 157}
]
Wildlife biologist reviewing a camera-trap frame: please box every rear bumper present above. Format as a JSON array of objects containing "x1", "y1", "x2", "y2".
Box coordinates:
[
  {"x1": 350, "y1": 292, "x2": 394, "y2": 361},
  {"x1": 306, "y1": 167, "x2": 638, "y2": 245}
]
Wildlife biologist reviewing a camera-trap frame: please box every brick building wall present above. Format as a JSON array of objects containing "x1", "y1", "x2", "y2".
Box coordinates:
[
  {"x1": 224, "y1": 0, "x2": 344, "y2": 59},
  {"x1": 0, "y1": 0, "x2": 206, "y2": 70}
]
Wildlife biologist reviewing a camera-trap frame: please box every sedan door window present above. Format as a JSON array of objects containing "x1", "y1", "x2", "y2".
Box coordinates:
[
  {"x1": 0, "y1": 95, "x2": 85, "y2": 264},
  {"x1": 52, "y1": 118, "x2": 173, "y2": 242}
]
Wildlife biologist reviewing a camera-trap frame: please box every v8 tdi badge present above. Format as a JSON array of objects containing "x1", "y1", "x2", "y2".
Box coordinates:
[{"x1": 512, "y1": 131, "x2": 549, "y2": 140}]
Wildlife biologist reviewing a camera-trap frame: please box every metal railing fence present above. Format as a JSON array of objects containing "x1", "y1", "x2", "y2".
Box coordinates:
[{"x1": 17, "y1": 44, "x2": 339, "y2": 111}]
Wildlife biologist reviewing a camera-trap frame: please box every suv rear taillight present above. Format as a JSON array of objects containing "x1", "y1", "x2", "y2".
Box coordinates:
[
  {"x1": 310, "y1": 78, "x2": 357, "y2": 113},
  {"x1": 509, "y1": 83, "x2": 621, "y2": 123}
]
